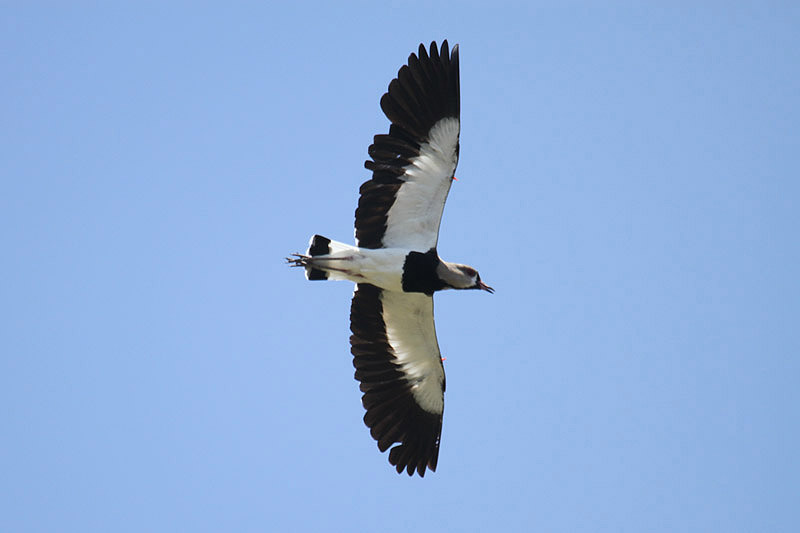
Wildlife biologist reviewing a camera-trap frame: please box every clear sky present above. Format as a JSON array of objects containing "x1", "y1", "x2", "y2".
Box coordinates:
[{"x1": 2, "y1": 2, "x2": 799, "y2": 532}]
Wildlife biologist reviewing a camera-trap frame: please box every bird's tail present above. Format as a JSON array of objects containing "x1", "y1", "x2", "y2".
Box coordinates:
[{"x1": 288, "y1": 235, "x2": 357, "y2": 281}]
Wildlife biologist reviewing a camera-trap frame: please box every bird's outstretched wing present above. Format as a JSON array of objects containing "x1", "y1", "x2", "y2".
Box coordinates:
[
  {"x1": 350, "y1": 283, "x2": 445, "y2": 476},
  {"x1": 355, "y1": 40, "x2": 460, "y2": 251}
]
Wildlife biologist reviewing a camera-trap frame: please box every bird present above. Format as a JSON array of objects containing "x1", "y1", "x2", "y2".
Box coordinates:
[{"x1": 287, "y1": 40, "x2": 493, "y2": 477}]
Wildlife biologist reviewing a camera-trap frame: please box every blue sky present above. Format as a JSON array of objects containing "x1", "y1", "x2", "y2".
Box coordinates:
[{"x1": 2, "y1": 3, "x2": 799, "y2": 532}]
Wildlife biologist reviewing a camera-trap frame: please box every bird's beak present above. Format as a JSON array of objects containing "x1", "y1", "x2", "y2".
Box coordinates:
[{"x1": 478, "y1": 280, "x2": 495, "y2": 294}]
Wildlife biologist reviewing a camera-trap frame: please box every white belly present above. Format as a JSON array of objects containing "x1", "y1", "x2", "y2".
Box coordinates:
[{"x1": 315, "y1": 244, "x2": 409, "y2": 292}]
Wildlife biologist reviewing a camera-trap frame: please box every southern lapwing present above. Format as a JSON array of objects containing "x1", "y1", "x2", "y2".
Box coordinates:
[{"x1": 287, "y1": 40, "x2": 492, "y2": 477}]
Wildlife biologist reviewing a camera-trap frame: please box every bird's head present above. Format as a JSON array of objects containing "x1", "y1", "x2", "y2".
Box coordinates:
[{"x1": 438, "y1": 262, "x2": 494, "y2": 293}]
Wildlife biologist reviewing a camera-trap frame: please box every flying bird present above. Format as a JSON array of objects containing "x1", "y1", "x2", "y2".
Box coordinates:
[{"x1": 288, "y1": 40, "x2": 493, "y2": 477}]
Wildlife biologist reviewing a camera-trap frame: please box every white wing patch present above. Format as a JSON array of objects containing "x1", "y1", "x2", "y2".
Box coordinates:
[
  {"x1": 382, "y1": 117, "x2": 460, "y2": 250},
  {"x1": 380, "y1": 290, "x2": 445, "y2": 414}
]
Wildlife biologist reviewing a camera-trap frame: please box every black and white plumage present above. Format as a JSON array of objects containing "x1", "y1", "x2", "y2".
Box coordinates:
[{"x1": 288, "y1": 41, "x2": 492, "y2": 477}]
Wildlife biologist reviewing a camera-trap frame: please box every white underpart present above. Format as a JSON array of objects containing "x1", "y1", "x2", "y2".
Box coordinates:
[
  {"x1": 307, "y1": 240, "x2": 408, "y2": 291},
  {"x1": 382, "y1": 117, "x2": 460, "y2": 250},
  {"x1": 380, "y1": 290, "x2": 445, "y2": 414}
]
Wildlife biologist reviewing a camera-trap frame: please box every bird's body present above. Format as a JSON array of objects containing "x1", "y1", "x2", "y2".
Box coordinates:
[
  {"x1": 288, "y1": 41, "x2": 492, "y2": 477},
  {"x1": 300, "y1": 240, "x2": 408, "y2": 291},
  {"x1": 298, "y1": 238, "x2": 487, "y2": 295}
]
